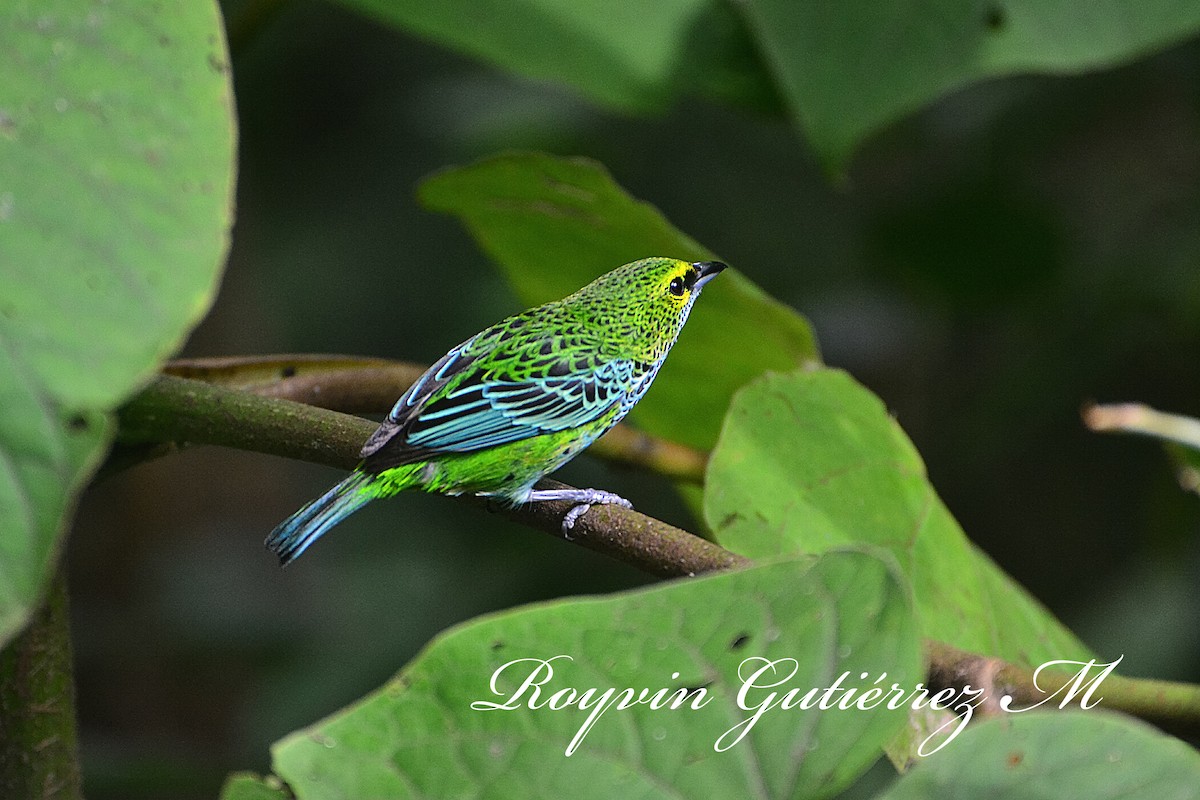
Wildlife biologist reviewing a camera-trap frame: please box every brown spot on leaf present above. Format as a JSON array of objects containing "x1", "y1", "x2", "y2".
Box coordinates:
[{"x1": 718, "y1": 511, "x2": 743, "y2": 529}]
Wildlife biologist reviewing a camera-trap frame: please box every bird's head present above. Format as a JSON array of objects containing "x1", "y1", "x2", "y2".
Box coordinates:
[
  {"x1": 649, "y1": 257, "x2": 726, "y2": 311},
  {"x1": 573, "y1": 258, "x2": 726, "y2": 347}
]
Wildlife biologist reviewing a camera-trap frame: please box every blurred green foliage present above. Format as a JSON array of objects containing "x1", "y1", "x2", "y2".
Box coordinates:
[
  {"x1": 0, "y1": 0, "x2": 1188, "y2": 796},
  {"x1": 740, "y1": 0, "x2": 1200, "y2": 170}
]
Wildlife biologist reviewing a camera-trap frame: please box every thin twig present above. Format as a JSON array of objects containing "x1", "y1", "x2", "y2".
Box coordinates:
[
  {"x1": 1082, "y1": 402, "x2": 1200, "y2": 451},
  {"x1": 1082, "y1": 401, "x2": 1200, "y2": 494}
]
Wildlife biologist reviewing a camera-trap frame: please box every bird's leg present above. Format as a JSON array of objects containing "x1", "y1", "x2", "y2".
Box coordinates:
[{"x1": 524, "y1": 487, "x2": 634, "y2": 533}]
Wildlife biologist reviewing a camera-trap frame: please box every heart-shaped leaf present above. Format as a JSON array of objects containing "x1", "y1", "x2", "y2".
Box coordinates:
[{"x1": 704, "y1": 369, "x2": 1089, "y2": 665}]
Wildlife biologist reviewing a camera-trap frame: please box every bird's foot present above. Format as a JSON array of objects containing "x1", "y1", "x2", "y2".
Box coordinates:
[
  {"x1": 524, "y1": 487, "x2": 633, "y2": 535},
  {"x1": 562, "y1": 491, "x2": 633, "y2": 532}
]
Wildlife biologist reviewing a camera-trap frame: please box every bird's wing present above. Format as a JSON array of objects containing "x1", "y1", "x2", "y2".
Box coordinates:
[{"x1": 360, "y1": 338, "x2": 636, "y2": 469}]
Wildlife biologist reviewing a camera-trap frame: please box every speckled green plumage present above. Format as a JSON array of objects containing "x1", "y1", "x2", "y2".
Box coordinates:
[
  {"x1": 267, "y1": 257, "x2": 726, "y2": 565},
  {"x1": 365, "y1": 426, "x2": 606, "y2": 500}
]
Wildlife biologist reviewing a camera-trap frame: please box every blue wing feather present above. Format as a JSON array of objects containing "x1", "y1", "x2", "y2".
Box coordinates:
[
  {"x1": 360, "y1": 331, "x2": 639, "y2": 470},
  {"x1": 387, "y1": 340, "x2": 476, "y2": 419},
  {"x1": 401, "y1": 361, "x2": 632, "y2": 453}
]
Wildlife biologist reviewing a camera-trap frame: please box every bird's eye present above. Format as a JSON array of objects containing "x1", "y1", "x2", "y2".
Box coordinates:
[{"x1": 668, "y1": 276, "x2": 686, "y2": 297}]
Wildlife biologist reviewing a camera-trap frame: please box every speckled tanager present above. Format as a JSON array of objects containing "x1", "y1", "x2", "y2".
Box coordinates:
[{"x1": 266, "y1": 257, "x2": 726, "y2": 565}]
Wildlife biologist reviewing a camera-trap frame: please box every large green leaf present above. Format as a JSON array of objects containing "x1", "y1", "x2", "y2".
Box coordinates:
[
  {"x1": 234, "y1": 552, "x2": 919, "y2": 800},
  {"x1": 419, "y1": 151, "x2": 819, "y2": 450},
  {"x1": 703, "y1": 369, "x2": 1089, "y2": 665},
  {"x1": 336, "y1": 0, "x2": 704, "y2": 112},
  {"x1": 738, "y1": 0, "x2": 1200, "y2": 171},
  {"x1": 0, "y1": 2, "x2": 235, "y2": 646},
  {"x1": 337, "y1": 0, "x2": 782, "y2": 116},
  {"x1": 880, "y1": 711, "x2": 1200, "y2": 799}
]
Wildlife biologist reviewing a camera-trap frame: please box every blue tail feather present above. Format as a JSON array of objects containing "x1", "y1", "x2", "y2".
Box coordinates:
[{"x1": 266, "y1": 471, "x2": 374, "y2": 566}]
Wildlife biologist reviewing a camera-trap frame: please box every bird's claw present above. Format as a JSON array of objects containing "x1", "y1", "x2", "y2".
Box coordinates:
[{"x1": 560, "y1": 491, "x2": 633, "y2": 535}]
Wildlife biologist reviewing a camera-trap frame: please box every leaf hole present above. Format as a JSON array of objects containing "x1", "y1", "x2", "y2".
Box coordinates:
[
  {"x1": 730, "y1": 633, "x2": 750, "y2": 650},
  {"x1": 67, "y1": 415, "x2": 89, "y2": 432},
  {"x1": 985, "y1": 4, "x2": 1006, "y2": 31},
  {"x1": 280, "y1": 365, "x2": 297, "y2": 379}
]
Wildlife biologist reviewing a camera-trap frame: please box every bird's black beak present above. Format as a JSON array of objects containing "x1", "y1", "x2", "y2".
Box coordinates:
[{"x1": 692, "y1": 260, "x2": 727, "y2": 290}]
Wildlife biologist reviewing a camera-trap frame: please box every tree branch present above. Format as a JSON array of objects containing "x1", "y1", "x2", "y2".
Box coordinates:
[
  {"x1": 164, "y1": 355, "x2": 708, "y2": 484},
  {"x1": 0, "y1": 570, "x2": 82, "y2": 800},
  {"x1": 118, "y1": 374, "x2": 740, "y2": 578}
]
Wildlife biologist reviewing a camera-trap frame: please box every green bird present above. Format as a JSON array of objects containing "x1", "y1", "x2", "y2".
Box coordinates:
[{"x1": 266, "y1": 257, "x2": 726, "y2": 565}]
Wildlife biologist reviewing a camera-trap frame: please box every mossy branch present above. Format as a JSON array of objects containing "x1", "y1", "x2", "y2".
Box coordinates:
[{"x1": 118, "y1": 374, "x2": 737, "y2": 577}]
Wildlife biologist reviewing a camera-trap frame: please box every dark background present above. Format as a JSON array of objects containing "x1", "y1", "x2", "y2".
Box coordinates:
[{"x1": 70, "y1": 2, "x2": 1200, "y2": 797}]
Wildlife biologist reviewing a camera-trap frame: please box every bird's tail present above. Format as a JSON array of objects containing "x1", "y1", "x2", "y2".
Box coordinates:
[{"x1": 266, "y1": 470, "x2": 376, "y2": 566}]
